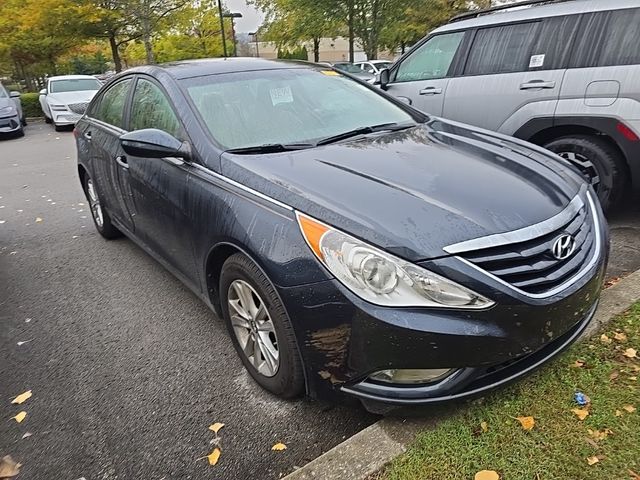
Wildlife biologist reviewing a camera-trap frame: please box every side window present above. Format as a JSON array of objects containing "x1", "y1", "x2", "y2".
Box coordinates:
[
  {"x1": 394, "y1": 32, "x2": 464, "y2": 82},
  {"x1": 465, "y1": 22, "x2": 539, "y2": 76},
  {"x1": 130, "y1": 79, "x2": 181, "y2": 138},
  {"x1": 597, "y1": 8, "x2": 640, "y2": 67},
  {"x1": 528, "y1": 15, "x2": 581, "y2": 71},
  {"x1": 92, "y1": 79, "x2": 132, "y2": 129},
  {"x1": 363, "y1": 63, "x2": 375, "y2": 74}
]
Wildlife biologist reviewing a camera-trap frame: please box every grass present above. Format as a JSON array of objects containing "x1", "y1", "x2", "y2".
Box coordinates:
[{"x1": 378, "y1": 302, "x2": 640, "y2": 480}]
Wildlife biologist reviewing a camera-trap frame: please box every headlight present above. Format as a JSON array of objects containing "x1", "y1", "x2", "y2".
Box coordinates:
[
  {"x1": 0, "y1": 105, "x2": 16, "y2": 116},
  {"x1": 297, "y1": 213, "x2": 494, "y2": 309},
  {"x1": 50, "y1": 104, "x2": 67, "y2": 111}
]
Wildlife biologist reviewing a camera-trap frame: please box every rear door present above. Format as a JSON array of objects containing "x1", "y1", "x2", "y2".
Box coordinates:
[
  {"x1": 86, "y1": 77, "x2": 136, "y2": 232},
  {"x1": 384, "y1": 31, "x2": 466, "y2": 115},
  {"x1": 443, "y1": 16, "x2": 579, "y2": 134}
]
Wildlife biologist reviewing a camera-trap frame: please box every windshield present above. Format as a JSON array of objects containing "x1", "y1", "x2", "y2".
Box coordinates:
[
  {"x1": 333, "y1": 63, "x2": 364, "y2": 74},
  {"x1": 375, "y1": 61, "x2": 392, "y2": 68},
  {"x1": 183, "y1": 68, "x2": 417, "y2": 150},
  {"x1": 0, "y1": 84, "x2": 7, "y2": 98},
  {"x1": 50, "y1": 79, "x2": 101, "y2": 93}
]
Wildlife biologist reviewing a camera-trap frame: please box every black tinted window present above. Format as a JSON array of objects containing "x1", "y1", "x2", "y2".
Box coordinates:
[
  {"x1": 465, "y1": 22, "x2": 539, "y2": 75},
  {"x1": 92, "y1": 79, "x2": 132, "y2": 129},
  {"x1": 598, "y1": 9, "x2": 640, "y2": 67},
  {"x1": 528, "y1": 15, "x2": 580, "y2": 71}
]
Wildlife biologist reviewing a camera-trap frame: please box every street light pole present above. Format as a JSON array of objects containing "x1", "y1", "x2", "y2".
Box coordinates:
[
  {"x1": 216, "y1": 0, "x2": 227, "y2": 57},
  {"x1": 223, "y1": 12, "x2": 242, "y2": 57}
]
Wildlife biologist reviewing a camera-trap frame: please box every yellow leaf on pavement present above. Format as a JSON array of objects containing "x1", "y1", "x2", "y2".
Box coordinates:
[
  {"x1": 623, "y1": 348, "x2": 637, "y2": 358},
  {"x1": 475, "y1": 470, "x2": 500, "y2": 480},
  {"x1": 206, "y1": 448, "x2": 221, "y2": 466},
  {"x1": 516, "y1": 416, "x2": 535, "y2": 431},
  {"x1": 208, "y1": 422, "x2": 225, "y2": 434},
  {"x1": 572, "y1": 408, "x2": 589, "y2": 420},
  {"x1": 587, "y1": 456, "x2": 600, "y2": 465},
  {"x1": 271, "y1": 443, "x2": 287, "y2": 451},
  {"x1": 623, "y1": 405, "x2": 636, "y2": 413},
  {"x1": 11, "y1": 390, "x2": 32, "y2": 405},
  {"x1": 0, "y1": 455, "x2": 21, "y2": 477},
  {"x1": 480, "y1": 421, "x2": 488, "y2": 433},
  {"x1": 12, "y1": 411, "x2": 27, "y2": 423},
  {"x1": 35, "y1": 217, "x2": 43, "y2": 223}
]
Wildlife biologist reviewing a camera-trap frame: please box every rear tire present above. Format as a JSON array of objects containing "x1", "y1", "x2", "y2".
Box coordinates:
[
  {"x1": 82, "y1": 173, "x2": 122, "y2": 239},
  {"x1": 220, "y1": 253, "x2": 304, "y2": 399},
  {"x1": 44, "y1": 116, "x2": 52, "y2": 124},
  {"x1": 544, "y1": 135, "x2": 627, "y2": 212}
]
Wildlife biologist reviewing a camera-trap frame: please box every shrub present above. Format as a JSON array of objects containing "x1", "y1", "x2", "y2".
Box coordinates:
[{"x1": 20, "y1": 93, "x2": 43, "y2": 117}]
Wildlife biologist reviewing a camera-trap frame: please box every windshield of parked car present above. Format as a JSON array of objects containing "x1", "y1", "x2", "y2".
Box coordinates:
[
  {"x1": 0, "y1": 84, "x2": 7, "y2": 98},
  {"x1": 49, "y1": 79, "x2": 101, "y2": 93},
  {"x1": 183, "y1": 68, "x2": 418, "y2": 150},
  {"x1": 374, "y1": 61, "x2": 392, "y2": 69},
  {"x1": 333, "y1": 63, "x2": 364, "y2": 74}
]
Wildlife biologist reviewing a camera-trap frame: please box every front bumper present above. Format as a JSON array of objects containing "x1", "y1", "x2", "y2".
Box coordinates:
[
  {"x1": 0, "y1": 113, "x2": 21, "y2": 133},
  {"x1": 279, "y1": 234, "x2": 607, "y2": 408}
]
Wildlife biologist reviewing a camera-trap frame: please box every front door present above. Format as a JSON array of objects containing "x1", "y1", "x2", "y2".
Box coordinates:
[{"x1": 384, "y1": 31, "x2": 466, "y2": 115}]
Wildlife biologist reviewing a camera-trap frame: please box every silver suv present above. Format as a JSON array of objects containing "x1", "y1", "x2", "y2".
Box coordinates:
[{"x1": 379, "y1": 0, "x2": 640, "y2": 211}]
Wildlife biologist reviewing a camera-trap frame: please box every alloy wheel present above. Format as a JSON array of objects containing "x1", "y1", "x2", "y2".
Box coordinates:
[
  {"x1": 228, "y1": 279, "x2": 280, "y2": 377},
  {"x1": 558, "y1": 151, "x2": 601, "y2": 192},
  {"x1": 86, "y1": 178, "x2": 104, "y2": 228}
]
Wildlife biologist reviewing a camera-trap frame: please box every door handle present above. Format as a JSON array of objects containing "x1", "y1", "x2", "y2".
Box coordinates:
[
  {"x1": 419, "y1": 86, "x2": 443, "y2": 95},
  {"x1": 115, "y1": 155, "x2": 129, "y2": 169},
  {"x1": 84, "y1": 131, "x2": 92, "y2": 140},
  {"x1": 520, "y1": 80, "x2": 556, "y2": 90}
]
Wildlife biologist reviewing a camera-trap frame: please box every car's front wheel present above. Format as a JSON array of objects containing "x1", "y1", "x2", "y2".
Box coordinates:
[
  {"x1": 83, "y1": 173, "x2": 122, "y2": 239},
  {"x1": 44, "y1": 115, "x2": 52, "y2": 124},
  {"x1": 220, "y1": 253, "x2": 304, "y2": 399}
]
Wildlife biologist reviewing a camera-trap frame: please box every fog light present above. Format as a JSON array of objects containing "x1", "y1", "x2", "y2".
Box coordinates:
[{"x1": 369, "y1": 368, "x2": 454, "y2": 385}]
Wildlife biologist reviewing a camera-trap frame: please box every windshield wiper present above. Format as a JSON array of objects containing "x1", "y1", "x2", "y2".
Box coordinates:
[
  {"x1": 316, "y1": 122, "x2": 415, "y2": 146},
  {"x1": 225, "y1": 143, "x2": 315, "y2": 154}
]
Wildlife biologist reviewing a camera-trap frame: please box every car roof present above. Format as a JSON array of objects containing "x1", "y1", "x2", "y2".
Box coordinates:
[
  {"x1": 126, "y1": 58, "x2": 312, "y2": 80},
  {"x1": 434, "y1": 0, "x2": 639, "y2": 33},
  {"x1": 48, "y1": 75, "x2": 99, "y2": 81}
]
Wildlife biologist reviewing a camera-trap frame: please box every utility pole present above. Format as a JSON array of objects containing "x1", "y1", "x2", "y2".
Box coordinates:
[
  {"x1": 216, "y1": 0, "x2": 227, "y2": 57},
  {"x1": 223, "y1": 12, "x2": 243, "y2": 56}
]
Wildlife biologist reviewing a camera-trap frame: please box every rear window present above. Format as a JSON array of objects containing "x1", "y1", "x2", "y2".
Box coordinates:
[{"x1": 597, "y1": 9, "x2": 640, "y2": 67}]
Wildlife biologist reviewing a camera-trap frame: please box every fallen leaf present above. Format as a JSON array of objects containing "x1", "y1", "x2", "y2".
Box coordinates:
[
  {"x1": 610, "y1": 371, "x2": 620, "y2": 381},
  {"x1": 209, "y1": 422, "x2": 225, "y2": 434},
  {"x1": 615, "y1": 409, "x2": 623, "y2": 417},
  {"x1": 587, "y1": 456, "x2": 600, "y2": 465},
  {"x1": 516, "y1": 416, "x2": 535, "y2": 431},
  {"x1": 623, "y1": 405, "x2": 636, "y2": 413},
  {"x1": 0, "y1": 455, "x2": 21, "y2": 477},
  {"x1": 35, "y1": 217, "x2": 43, "y2": 223},
  {"x1": 21, "y1": 432, "x2": 33, "y2": 439},
  {"x1": 604, "y1": 276, "x2": 621, "y2": 288},
  {"x1": 623, "y1": 348, "x2": 637, "y2": 358},
  {"x1": 12, "y1": 411, "x2": 27, "y2": 423},
  {"x1": 630, "y1": 376, "x2": 638, "y2": 381},
  {"x1": 475, "y1": 470, "x2": 500, "y2": 480},
  {"x1": 480, "y1": 421, "x2": 488, "y2": 433},
  {"x1": 572, "y1": 408, "x2": 589, "y2": 420},
  {"x1": 629, "y1": 469, "x2": 640, "y2": 480},
  {"x1": 571, "y1": 360, "x2": 585, "y2": 368},
  {"x1": 11, "y1": 390, "x2": 32, "y2": 405},
  {"x1": 614, "y1": 332, "x2": 628, "y2": 342},
  {"x1": 588, "y1": 429, "x2": 612, "y2": 441},
  {"x1": 271, "y1": 443, "x2": 287, "y2": 451},
  {"x1": 206, "y1": 448, "x2": 221, "y2": 466}
]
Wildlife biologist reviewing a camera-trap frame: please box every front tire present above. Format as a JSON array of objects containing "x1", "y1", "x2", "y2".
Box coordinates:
[
  {"x1": 82, "y1": 173, "x2": 122, "y2": 239},
  {"x1": 44, "y1": 115, "x2": 52, "y2": 124},
  {"x1": 54, "y1": 124, "x2": 64, "y2": 132},
  {"x1": 220, "y1": 253, "x2": 304, "y2": 399},
  {"x1": 544, "y1": 135, "x2": 627, "y2": 212}
]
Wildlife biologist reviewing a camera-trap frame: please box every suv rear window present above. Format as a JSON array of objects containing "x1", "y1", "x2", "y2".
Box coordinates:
[{"x1": 597, "y1": 9, "x2": 640, "y2": 67}]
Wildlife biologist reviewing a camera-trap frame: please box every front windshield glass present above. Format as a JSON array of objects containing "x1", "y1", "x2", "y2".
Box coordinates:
[
  {"x1": 50, "y1": 79, "x2": 101, "y2": 93},
  {"x1": 183, "y1": 68, "x2": 417, "y2": 150},
  {"x1": 0, "y1": 84, "x2": 7, "y2": 98},
  {"x1": 375, "y1": 61, "x2": 392, "y2": 69},
  {"x1": 334, "y1": 63, "x2": 363, "y2": 74}
]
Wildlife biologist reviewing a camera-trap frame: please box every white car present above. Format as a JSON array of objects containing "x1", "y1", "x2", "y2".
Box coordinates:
[
  {"x1": 354, "y1": 60, "x2": 393, "y2": 75},
  {"x1": 39, "y1": 75, "x2": 102, "y2": 131}
]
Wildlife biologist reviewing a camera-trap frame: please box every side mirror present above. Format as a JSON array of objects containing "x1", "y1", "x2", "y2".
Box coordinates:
[
  {"x1": 10, "y1": 91, "x2": 20, "y2": 98},
  {"x1": 379, "y1": 68, "x2": 390, "y2": 90},
  {"x1": 39, "y1": 89, "x2": 47, "y2": 96},
  {"x1": 120, "y1": 129, "x2": 190, "y2": 160}
]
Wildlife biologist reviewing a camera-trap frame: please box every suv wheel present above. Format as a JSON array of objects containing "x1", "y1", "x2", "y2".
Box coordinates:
[
  {"x1": 544, "y1": 135, "x2": 626, "y2": 212},
  {"x1": 83, "y1": 174, "x2": 122, "y2": 239},
  {"x1": 220, "y1": 253, "x2": 304, "y2": 399}
]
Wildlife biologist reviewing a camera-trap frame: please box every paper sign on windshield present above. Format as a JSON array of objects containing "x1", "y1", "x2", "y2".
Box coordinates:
[{"x1": 270, "y1": 86, "x2": 294, "y2": 106}]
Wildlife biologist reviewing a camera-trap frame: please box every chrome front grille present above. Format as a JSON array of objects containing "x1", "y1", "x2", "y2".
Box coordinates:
[
  {"x1": 68, "y1": 102, "x2": 88, "y2": 114},
  {"x1": 445, "y1": 190, "x2": 600, "y2": 296}
]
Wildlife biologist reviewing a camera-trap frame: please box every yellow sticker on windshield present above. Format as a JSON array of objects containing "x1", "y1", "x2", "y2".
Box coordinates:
[{"x1": 321, "y1": 70, "x2": 340, "y2": 76}]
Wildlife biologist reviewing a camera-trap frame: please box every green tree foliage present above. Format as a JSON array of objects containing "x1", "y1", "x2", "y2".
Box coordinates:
[{"x1": 277, "y1": 46, "x2": 309, "y2": 60}]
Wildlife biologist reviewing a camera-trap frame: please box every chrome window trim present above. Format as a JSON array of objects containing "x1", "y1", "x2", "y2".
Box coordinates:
[
  {"x1": 443, "y1": 186, "x2": 586, "y2": 255},
  {"x1": 453, "y1": 190, "x2": 602, "y2": 299},
  {"x1": 190, "y1": 163, "x2": 293, "y2": 211}
]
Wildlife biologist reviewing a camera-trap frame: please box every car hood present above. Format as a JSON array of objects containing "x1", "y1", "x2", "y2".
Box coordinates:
[
  {"x1": 220, "y1": 118, "x2": 585, "y2": 261},
  {"x1": 46, "y1": 91, "x2": 97, "y2": 105}
]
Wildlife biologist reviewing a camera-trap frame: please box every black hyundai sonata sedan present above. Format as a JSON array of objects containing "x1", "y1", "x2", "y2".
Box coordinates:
[{"x1": 74, "y1": 58, "x2": 608, "y2": 412}]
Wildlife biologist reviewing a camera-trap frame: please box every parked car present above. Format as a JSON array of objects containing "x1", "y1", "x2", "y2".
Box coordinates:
[
  {"x1": 75, "y1": 59, "x2": 608, "y2": 412},
  {"x1": 355, "y1": 59, "x2": 393, "y2": 75},
  {"x1": 0, "y1": 82, "x2": 25, "y2": 137},
  {"x1": 332, "y1": 62, "x2": 376, "y2": 82},
  {"x1": 39, "y1": 75, "x2": 102, "y2": 131},
  {"x1": 378, "y1": 0, "x2": 640, "y2": 212}
]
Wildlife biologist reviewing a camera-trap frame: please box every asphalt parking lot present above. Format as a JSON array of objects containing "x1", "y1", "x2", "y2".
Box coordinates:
[{"x1": 1, "y1": 122, "x2": 640, "y2": 480}]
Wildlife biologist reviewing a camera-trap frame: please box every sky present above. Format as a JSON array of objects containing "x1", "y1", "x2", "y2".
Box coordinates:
[{"x1": 223, "y1": 0, "x2": 265, "y2": 33}]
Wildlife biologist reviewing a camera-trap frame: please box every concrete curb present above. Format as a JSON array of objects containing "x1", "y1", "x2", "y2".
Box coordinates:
[{"x1": 283, "y1": 269, "x2": 640, "y2": 480}]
